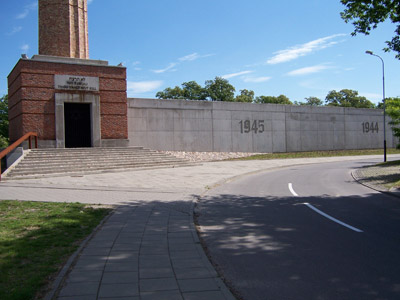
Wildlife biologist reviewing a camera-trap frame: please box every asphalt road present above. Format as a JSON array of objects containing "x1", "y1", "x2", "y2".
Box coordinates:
[{"x1": 197, "y1": 158, "x2": 400, "y2": 300}]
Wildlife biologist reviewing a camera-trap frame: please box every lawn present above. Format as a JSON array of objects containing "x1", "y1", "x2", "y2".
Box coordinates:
[
  {"x1": 231, "y1": 148, "x2": 400, "y2": 160},
  {"x1": 0, "y1": 200, "x2": 111, "y2": 300}
]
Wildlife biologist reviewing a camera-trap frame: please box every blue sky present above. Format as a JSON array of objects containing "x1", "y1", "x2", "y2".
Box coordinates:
[{"x1": 1, "y1": 0, "x2": 399, "y2": 104}]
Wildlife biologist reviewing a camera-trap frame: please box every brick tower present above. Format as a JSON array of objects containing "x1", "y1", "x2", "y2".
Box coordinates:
[{"x1": 39, "y1": 0, "x2": 89, "y2": 59}]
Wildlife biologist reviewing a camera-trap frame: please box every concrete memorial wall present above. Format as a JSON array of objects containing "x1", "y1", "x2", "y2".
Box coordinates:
[{"x1": 128, "y1": 98, "x2": 396, "y2": 153}]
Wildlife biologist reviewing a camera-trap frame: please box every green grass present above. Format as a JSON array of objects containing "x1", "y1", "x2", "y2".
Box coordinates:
[
  {"x1": 230, "y1": 148, "x2": 400, "y2": 161},
  {"x1": 0, "y1": 200, "x2": 111, "y2": 300}
]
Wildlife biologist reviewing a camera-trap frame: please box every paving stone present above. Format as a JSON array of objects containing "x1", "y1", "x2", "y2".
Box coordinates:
[
  {"x1": 73, "y1": 257, "x2": 107, "y2": 270},
  {"x1": 168, "y1": 237, "x2": 194, "y2": 244},
  {"x1": 58, "y1": 296, "x2": 97, "y2": 300},
  {"x1": 178, "y1": 278, "x2": 220, "y2": 293},
  {"x1": 58, "y1": 282, "x2": 99, "y2": 297},
  {"x1": 98, "y1": 283, "x2": 139, "y2": 298},
  {"x1": 140, "y1": 267, "x2": 175, "y2": 279},
  {"x1": 140, "y1": 278, "x2": 179, "y2": 292},
  {"x1": 141, "y1": 234, "x2": 167, "y2": 240},
  {"x1": 140, "y1": 245, "x2": 169, "y2": 255},
  {"x1": 169, "y1": 232, "x2": 193, "y2": 239},
  {"x1": 172, "y1": 258, "x2": 204, "y2": 269},
  {"x1": 182, "y1": 291, "x2": 227, "y2": 300},
  {"x1": 174, "y1": 267, "x2": 215, "y2": 279},
  {"x1": 140, "y1": 290, "x2": 183, "y2": 300},
  {"x1": 115, "y1": 237, "x2": 141, "y2": 245},
  {"x1": 66, "y1": 269, "x2": 103, "y2": 283},
  {"x1": 98, "y1": 297, "x2": 139, "y2": 300},
  {"x1": 101, "y1": 271, "x2": 138, "y2": 284},
  {"x1": 169, "y1": 251, "x2": 200, "y2": 259},
  {"x1": 107, "y1": 252, "x2": 139, "y2": 262},
  {"x1": 80, "y1": 247, "x2": 111, "y2": 256},
  {"x1": 169, "y1": 244, "x2": 198, "y2": 252},
  {"x1": 105, "y1": 261, "x2": 138, "y2": 272},
  {"x1": 140, "y1": 255, "x2": 171, "y2": 268}
]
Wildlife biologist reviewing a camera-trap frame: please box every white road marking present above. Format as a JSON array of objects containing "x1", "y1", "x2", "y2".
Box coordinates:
[
  {"x1": 288, "y1": 183, "x2": 298, "y2": 197},
  {"x1": 288, "y1": 183, "x2": 363, "y2": 233}
]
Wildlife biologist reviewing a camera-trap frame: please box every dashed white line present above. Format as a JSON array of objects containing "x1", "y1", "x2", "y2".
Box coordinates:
[{"x1": 288, "y1": 183, "x2": 363, "y2": 233}]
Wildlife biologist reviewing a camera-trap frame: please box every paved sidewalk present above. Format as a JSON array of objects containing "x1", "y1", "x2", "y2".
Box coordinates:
[{"x1": 1, "y1": 155, "x2": 399, "y2": 300}]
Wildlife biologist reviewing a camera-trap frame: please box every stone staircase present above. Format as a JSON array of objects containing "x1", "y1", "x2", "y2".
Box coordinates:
[{"x1": 4, "y1": 147, "x2": 196, "y2": 179}]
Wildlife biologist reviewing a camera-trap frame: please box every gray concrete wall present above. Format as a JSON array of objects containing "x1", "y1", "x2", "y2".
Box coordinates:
[{"x1": 128, "y1": 98, "x2": 395, "y2": 153}]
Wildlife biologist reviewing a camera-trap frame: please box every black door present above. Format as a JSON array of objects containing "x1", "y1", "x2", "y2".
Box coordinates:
[{"x1": 64, "y1": 103, "x2": 92, "y2": 148}]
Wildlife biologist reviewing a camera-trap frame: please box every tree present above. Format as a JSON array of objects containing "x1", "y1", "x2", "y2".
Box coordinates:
[
  {"x1": 325, "y1": 89, "x2": 375, "y2": 108},
  {"x1": 340, "y1": 0, "x2": 400, "y2": 59},
  {"x1": 235, "y1": 89, "x2": 255, "y2": 103},
  {"x1": 204, "y1": 77, "x2": 235, "y2": 102},
  {"x1": 255, "y1": 95, "x2": 292, "y2": 105},
  {"x1": 0, "y1": 94, "x2": 9, "y2": 148},
  {"x1": 156, "y1": 86, "x2": 185, "y2": 99},
  {"x1": 386, "y1": 97, "x2": 400, "y2": 148},
  {"x1": 304, "y1": 96, "x2": 323, "y2": 106},
  {"x1": 181, "y1": 81, "x2": 208, "y2": 100}
]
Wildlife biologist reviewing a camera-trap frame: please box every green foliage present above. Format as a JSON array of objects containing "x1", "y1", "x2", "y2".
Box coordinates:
[
  {"x1": 0, "y1": 95, "x2": 9, "y2": 148},
  {"x1": 155, "y1": 79, "x2": 381, "y2": 110},
  {"x1": 155, "y1": 86, "x2": 185, "y2": 100},
  {"x1": 386, "y1": 97, "x2": 400, "y2": 148},
  {"x1": 204, "y1": 77, "x2": 235, "y2": 101},
  {"x1": 304, "y1": 96, "x2": 323, "y2": 106},
  {"x1": 0, "y1": 200, "x2": 110, "y2": 300},
  {"x1": 255, "y1": 94, "x2": 292, "y2": 105},
  {"x1": 235, "y1": 89, "x2": 255, "y2": 103},
  {"x1": 325, "y1": 89, "x2": 375, "y2": 108},
  {"x1": 181, "y1": 81, "x2": 208, "y2": 100},
  {"x1": 340, "y1": 0, "x2": 400, "y2": 59}
]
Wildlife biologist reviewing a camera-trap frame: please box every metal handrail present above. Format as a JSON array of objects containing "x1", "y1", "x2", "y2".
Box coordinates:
[{"x1": 0, "y1": 132, "x2": 38, "y2": 181}]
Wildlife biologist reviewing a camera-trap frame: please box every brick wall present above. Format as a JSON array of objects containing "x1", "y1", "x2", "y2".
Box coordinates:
[
  {"x1": 8, "y1": 57, "x2": 127, "y2": 143},
  {"x1": 39, "y1": 0, "x2": 89, "y2": 58}
]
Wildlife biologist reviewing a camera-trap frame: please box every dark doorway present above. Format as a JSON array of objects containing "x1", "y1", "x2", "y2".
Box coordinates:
[{"x1": 64, "y1": 103, "x2": 92, "y2": 148}]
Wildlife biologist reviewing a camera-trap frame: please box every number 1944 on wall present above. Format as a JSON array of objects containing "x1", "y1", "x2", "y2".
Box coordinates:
[{"x1": 362, "y1": 122, "x2": 379, "y2": 133}]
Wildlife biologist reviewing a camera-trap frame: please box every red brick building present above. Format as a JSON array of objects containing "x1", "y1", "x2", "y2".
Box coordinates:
[{"x1": 7, "y1": 0, "x2": 128, "y2": 148}]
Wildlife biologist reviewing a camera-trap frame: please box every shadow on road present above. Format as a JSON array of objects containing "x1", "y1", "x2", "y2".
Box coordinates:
[{"x1": 196, "y1": 192, "x2": 400, "y2": 300}]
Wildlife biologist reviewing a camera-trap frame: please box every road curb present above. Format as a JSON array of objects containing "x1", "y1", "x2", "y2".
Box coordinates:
[{"x1": 351, "y1": 169, "x2": 400, "y2": 199}]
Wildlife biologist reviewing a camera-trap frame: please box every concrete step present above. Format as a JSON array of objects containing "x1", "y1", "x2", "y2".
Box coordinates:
[
  {"x1": 7, "y1": 163, "x2": 198, "y2": 180},
  {"x1": 13, "y1": 158, "x2": 189, "y2": 171},
  {"x1": 9, "y1": 161, "x2": 193, "y2": 176},
  {"x1": 15, "y1": 155, "x2": 182, "y2": 165},
  {"x1": 5, "y1": 147, "x2": 196, "y2": 179}
]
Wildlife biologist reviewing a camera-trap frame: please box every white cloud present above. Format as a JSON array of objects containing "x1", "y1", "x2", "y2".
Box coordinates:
[
  {"x1": 16, "y1": 2, "x2": 37, "y2": 19},
  {"x1": 127, "y1": 80, "x2": 163, "y2": 94},
  {"x1": 179, "y1": 53, "x2": 201, "y2": 62},
  {"x1": 178, "y1": 52, "x2": 214, "y2": 62},
  {"x1": 243, "y1": 76, "x2": 272, "y2": 83},
  {"x1": 7, "y1": 26, "x2": 23, "y2": 36},
  {"x1": 88, "y1": 0, "x2": 94, "y2": 4},
  {"x1": 152, "y1": 63, "x2": 177, "y2": 74},
  {"x1": 222, "y1": 70, "x2": 253, "y2": 79},
  {"x1": 267, "y1": 34, "x2": 347, "y2": 64},
  {"x1": 21, "y1": 44, "x2": 30, "y2": 53},
  {"x1": 286, "y1": 64, "x2": 332, "y2": 76}
]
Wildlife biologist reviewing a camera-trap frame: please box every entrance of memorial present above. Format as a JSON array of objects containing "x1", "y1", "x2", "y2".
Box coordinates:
[{"x1": 64, "y1": 103, "x2": 92, "y2": 148}]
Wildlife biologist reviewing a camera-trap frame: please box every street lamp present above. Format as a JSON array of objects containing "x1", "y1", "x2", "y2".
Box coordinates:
[{"x1": 366, "y1": 50, "x2": 386, "y2": 162}]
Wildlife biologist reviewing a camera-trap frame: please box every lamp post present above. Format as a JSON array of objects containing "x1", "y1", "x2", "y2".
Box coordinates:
[{"x1": 366, "y1": 50, "x2": 386, "y2": 162}]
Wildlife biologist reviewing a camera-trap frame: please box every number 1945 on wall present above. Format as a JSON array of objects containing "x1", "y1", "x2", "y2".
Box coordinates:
[{"x1": 239, "y1": 120, "x2": 265, "y2": 134}]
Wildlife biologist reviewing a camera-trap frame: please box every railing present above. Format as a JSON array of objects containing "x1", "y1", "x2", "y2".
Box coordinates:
[{"x1": 0, "y1": 132, "x2": 38, "y2": 181}]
